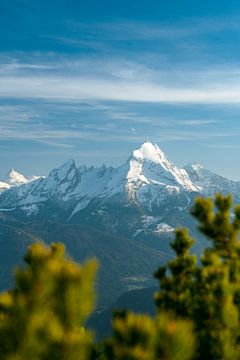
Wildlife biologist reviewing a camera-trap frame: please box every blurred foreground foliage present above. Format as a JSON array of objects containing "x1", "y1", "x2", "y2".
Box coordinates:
[
  {"x1": 0, "y1": 242, "x2": 97, "y2": 360},
  {"x1": 1, "y1": 194, "x2": 240, "y2": 359}
]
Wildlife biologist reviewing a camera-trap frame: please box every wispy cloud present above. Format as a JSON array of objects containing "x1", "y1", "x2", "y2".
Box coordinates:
[
  {"x1": 1, "y1": 43, "x2": 240, "y2": 105},
  {"x1": 2, "y1": 72, "x2": 240, "y2": 104},
  {"x1": 0, "y1": 101, "x2": 237, "y2": 146},
  {"x1": 68, "y1": 16, "x2": 240, "y2": 42},
  {"x1": 176, "y1": 119, "x2": 219, "y2": 126}
]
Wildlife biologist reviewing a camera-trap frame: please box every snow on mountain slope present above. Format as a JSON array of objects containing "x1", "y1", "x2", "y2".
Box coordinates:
[
  {"x1": 129, "y1": 142, "x2": 197, "y2": 192},
  {"x1": 41, "y1": 159, "x2": 77, "y2": 196},
  {"x1": 5, "y1": 141, "x2": 240, "y2": 221},
  {"x1": 83, "y1": 141, "x2": 198, "y2": 211},
  {"x1": 8, "y1": 169, "x2": 28, "y2": 186},
  {"x1": 2, "y1": 141, "x2": 240, "y2": 243},
  {"x1": 0, "y1": 182, "x2": 10, "y2": 193},
  {"x1": 0, "y1": 169, "x2": 42, "y2": 194},
  {"x1": 184, "y1": 163, "x2": 240, "y2": 197},
  {"x1": 0, "y1": 142, "x2": 200, "y2": 216},
  {"x1": 0, "y1": 160, "x2": 77, "y2": 208},
  {"x1": 69, "y1": 165, "x2": 117, "y2": 216},
  {"x1": 125, "y1": 142, "x2": 198, "y2": 211}
]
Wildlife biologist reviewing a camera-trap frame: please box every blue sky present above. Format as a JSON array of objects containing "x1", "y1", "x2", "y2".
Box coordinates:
[{"x1": 1, "y1": 0, "x2": 240, "y2": 179}]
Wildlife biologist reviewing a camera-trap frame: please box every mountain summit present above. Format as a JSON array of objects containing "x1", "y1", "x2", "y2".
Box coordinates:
[
  {"x1": 128, "y1": 142, "x2": 197, "y2": 194},
  {"x1": 0, "y1": 169, "x2": 41, "y2": 192},
  {"x1": 132, "y1": 141, "x2": 166, "y2": 163},
  {"x1": 8, "y1": 169, "x2": 28, "y2": 186}
]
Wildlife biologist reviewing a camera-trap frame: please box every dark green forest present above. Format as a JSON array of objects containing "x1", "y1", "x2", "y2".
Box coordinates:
[{"x1": 1, "y1": 194, "x2": 240, "y2": 360}]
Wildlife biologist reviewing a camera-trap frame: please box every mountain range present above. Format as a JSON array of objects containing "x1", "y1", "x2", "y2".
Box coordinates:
[{"x1": 0, "y1": 141, "x2": 239, "y2": 309}]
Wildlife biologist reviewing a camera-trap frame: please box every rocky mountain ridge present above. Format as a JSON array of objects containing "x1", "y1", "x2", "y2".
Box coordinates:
[{"x1": 0, "y1": 141, "x2": 239, "y2": 249}]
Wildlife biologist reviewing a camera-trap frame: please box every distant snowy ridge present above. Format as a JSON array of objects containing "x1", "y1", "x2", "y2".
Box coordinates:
[
  {"x1": 184, "y1": 162, "x2": 240, "y2": 196},
  {"x1": 9, "y1": 169, "x2": 29, "y2": 186},
  {"x1": 0, "y1": 168, "x2": 43, "y2": 192}
]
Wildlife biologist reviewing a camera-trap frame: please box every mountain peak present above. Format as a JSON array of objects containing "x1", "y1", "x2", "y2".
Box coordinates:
[
  {"x1": 133, "y1": 141, "x2": 166, "y2": 163},
  {"x1": 185, "y1": 163, "x2": 204, "y2": 172},
  {"x1": 61, "y1": 159, "x2": 76, "y2": 168},
  {"x1": 8, "y1": 169, "x2": 28, "y2": 185},
  {"x1": 128, "y1": 141, "x2": 198, "y2": 193},
  {"x1": 48, "y1": 159, "x2": 77, "y2": 183},
  {"x1": 53, "y1": 159, "x2": 76, "y2": 172}
]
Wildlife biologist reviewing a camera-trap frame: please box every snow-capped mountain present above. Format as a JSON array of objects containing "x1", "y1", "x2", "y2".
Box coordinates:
[
  {"x1": 0, "y1": 169, "x2": 42, "y2": 193},
  {"x1": 8, "y1": 169, "x2": 29, "y2": 186},
  {"x1": 0, "y1": 141, "x2": 239, "y2": 248},
  {"x1": 128, "y1": 142, "x2": 197, "y2": 193},
  {"x1": 126, "y1": 142, "x2": 198, "y2": 213},
  {"x1": 184, "y1": 162, "x2": 240, "y2": 198},
  {"x1": 0, "y1": 142, "x2": 198, "y2": 213},
  {"x1": 2, "y1": 141, "x2": 238, "y2": 309}
]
